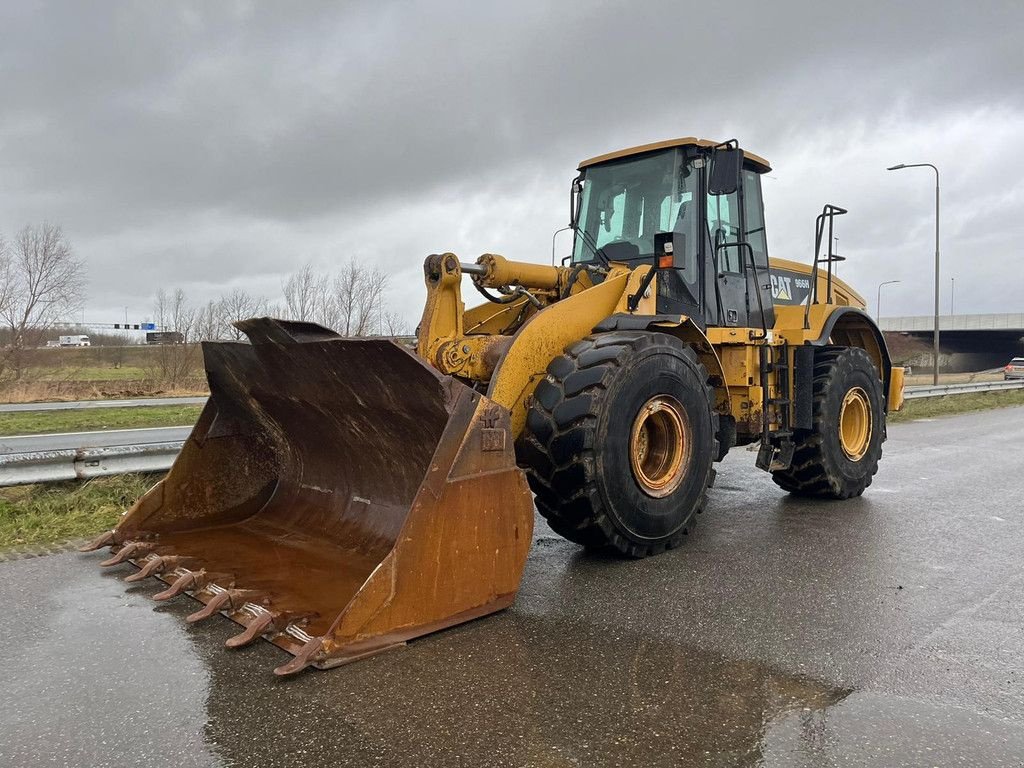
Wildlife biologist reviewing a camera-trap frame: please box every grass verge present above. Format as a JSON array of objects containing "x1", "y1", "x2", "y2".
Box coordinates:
[
  {"x1": 0, "y1": 404, "x2": 203, "y2": 435},
  {"x1": 33, "y1": 365, "x2": 152, "y2": 382},
  {"x1": 890, "y1": 388, "x2": 1024, "y2": 423},
  {"x1": 0, "y1": 474, "x2": 158, "y2": 551}
]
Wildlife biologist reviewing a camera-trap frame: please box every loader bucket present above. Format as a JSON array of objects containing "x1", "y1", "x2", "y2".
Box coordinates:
[{"x1": 83, "y1": 318, "x2": 534, "y2": 675}]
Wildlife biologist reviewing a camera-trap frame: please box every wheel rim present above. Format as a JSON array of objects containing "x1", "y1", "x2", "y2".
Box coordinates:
[
  {"x1": 629, "y1": 395, "x2": 691, "y2": 498},
  {"x1": 839, "y1": 386, "x2": 872, "y2": 461}
]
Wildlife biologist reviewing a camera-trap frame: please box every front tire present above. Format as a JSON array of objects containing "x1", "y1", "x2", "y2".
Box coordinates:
[
  {"x1": 771, "y1": 346, "x2": 885, "y2": 498},
  {"x1": 516, "y1": 332, "x2": 718, "y2": 557}
]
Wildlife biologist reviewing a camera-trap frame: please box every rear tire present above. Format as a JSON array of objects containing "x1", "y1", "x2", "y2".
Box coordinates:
[
  {"x1": 516, "y1": 332, "x2": 718, "y2": 557},
  {"x1": 771, "y1": 346, "x2": 885, "y2": 499}
]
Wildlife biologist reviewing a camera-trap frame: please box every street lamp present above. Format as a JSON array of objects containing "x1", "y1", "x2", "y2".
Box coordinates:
[
  {"x1": 876, "y1": 280, "x2": 901, "y2": 322},
  {"x1": 887, "y1": 162, "x2": 940, "y2": 385}
]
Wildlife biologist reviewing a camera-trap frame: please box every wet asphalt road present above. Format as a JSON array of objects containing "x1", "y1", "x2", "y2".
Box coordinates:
[{"x1": 1, "y1": 407, "x2": 1023, "y2": 767}]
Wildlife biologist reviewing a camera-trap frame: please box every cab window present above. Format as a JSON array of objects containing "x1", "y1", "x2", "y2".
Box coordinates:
[
  {"x1": 742, "y1": 170, "x2": 769, "y2": 266},
  {"x1": 707, "y1": 190, "x2": 742, "y2": 273}
]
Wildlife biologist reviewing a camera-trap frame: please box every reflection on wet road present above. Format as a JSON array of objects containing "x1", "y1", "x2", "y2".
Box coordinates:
[{"x1": 2, "y1": 407, "x2": 1023, "y2": 766}]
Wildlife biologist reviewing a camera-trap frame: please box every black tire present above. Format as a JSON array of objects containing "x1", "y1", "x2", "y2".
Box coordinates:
[
  {"x1": 516, "y1": 331, "x2": 718, "y2": 557},
  {"x1": 771, "y1": 346, "x2": 885, "y2": 499}
]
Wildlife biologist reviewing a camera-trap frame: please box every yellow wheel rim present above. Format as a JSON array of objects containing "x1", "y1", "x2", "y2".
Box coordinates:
[
  {"x1": 839, "y1": 386, "x2": 872, "y2": 461},
  {"x1": 630, "y1": 396, "x2": 691, "y2": 498}
]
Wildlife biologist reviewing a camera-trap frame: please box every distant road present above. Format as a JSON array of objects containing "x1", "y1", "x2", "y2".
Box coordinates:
[
  {"x1": 0, "y1": 426, "x2": 193, "y2": 455},
  {"x1": 0, "y1": 396, "x2": 207, "y2": 413}
]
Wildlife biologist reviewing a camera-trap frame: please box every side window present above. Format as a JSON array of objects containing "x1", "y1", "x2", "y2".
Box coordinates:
[
  {"x1": 595, "y1": 188, "x2": 625, "y2": 248},
  {"x1": 742, "y1": 170, "x2": 769, "y2": 266},
  {"x1": 707, "y1": 190, "x2": 742, "y2": 273}
]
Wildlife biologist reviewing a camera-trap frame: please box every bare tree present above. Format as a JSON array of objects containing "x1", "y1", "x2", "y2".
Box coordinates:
[
  {"x1": 0, "y1": 237, "x2": 13, "y2": 326},
  {"x1": 153, "y1": 288, "x2": 170, "y2": 333},
  {"x1": 332, "y1": 261, "x2": 362, "y2": 335},
  {"x1": 194, "y1": 300, "x2": 221, "y2": 342},
  {"x1": 282, "y1": 263, "x2": 328, "y2": 322},
  {"x1": 329, "y1": 261, "x2": 389, "y2": 336},
  {"x1": 311, "y1": 274, "x2": 338, "y2": 329},
  {"x1": 0, "y1": 224, "x2": 85, "y2": 379},
  {"x1": 150, "y1": 288, "x2": 200, "y2": 387},
  {"x1": 382, "y1": 310, "x2": 410, "y2": 336},
  {"x1": 279, "y1": 260, "x2": 400, "y2": 337},
  {"x1": 217, "y1": 288, "x2": 267, "y2": 340}
]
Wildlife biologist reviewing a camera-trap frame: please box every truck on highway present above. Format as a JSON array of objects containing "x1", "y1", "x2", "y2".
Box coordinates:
[
  {"x1": 58, "y1": 335, "x2": 90, "y2": 347},
  {"x1": 145, "y1": 331, "x2": 184, "y2": 345}
]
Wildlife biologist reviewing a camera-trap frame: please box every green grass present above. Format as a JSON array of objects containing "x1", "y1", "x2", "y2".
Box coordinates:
[
  {"x1": 0, "y1": 404, "x2": 203, "y2": 435},
  {"x1": 0, "y1": 474, "x2": 157, "y2": 551},
  {"x1": 890, "y1": 388, "x2": 1024, "y2": 423}
]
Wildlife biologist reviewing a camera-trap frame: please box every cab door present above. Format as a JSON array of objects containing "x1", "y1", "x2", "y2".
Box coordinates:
[
  {"x1": 741, "y1": 169, "x2": 775, "y2": 331},
  {"x1": 707, "y1": 189, "x2": 747, "y2": 327}
]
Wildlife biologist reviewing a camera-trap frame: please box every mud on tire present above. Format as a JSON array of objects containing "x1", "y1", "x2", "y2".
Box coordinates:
[
  {"x1": 516, "y1": 331, "x2": 718, "y2": 557},
  {"x1": 771, "y1": 346, "x2": 885, "y2": 499}
]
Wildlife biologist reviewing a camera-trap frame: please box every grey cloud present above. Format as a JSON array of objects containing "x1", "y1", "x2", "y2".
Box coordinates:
[{"x1": 0, "y1": 0, "x2": 1021, "y2": 322}]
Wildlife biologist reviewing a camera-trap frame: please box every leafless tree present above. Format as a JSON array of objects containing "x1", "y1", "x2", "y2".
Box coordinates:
[
  {"x1": 217, "y1": 288, "x2": 268, "y2": 340},
  {"x1": 382, "y1": 310, "x2": 410, "y2": 336},
  {"x1": 280, "y1": 261, "x2": 393, "y2": 335},
  {"x1": 0, "y1": 237, "x2": 13, "y2": 324},
  {"x1": 0, "y1": 224, "x2": 85, "y2": 379},
  {"x1": 194, "y1": 300, "x2": 221, "y2": 342},
  {"x1": 329, "y1": 261, "x2": 390, "y2": 336},
  {"x1": 282, "y1": 263, "x2": 328, "y2": 323},
  {"x1": 150, "y1": 288, "x2": 200, "y2": 387}
]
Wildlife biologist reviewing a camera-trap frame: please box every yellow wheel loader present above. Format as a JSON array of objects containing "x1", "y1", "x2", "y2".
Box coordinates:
[{"x1": 83, "y1": 137, "x2": 904, "y2": 674}]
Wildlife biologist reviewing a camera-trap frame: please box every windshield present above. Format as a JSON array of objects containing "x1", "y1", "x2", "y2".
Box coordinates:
[{"x1": 572, "y1": 148, "x2": 698, "y2": 267}]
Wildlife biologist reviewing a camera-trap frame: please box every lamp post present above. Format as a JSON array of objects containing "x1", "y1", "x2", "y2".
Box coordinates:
[
  {"x1": 876, "y1": 280, "x2": 901, "y2": 322},
  {"x1": 887, "y1": 162, "x2": 940, "y2": 385},
  {"x1": 950, "y1": 277, "x2": 955, "y2": 317}
]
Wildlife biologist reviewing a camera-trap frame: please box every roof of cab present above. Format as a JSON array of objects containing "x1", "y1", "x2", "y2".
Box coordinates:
[{"x1": 577, "y1": 137, "x2": 772, "y2": 173}]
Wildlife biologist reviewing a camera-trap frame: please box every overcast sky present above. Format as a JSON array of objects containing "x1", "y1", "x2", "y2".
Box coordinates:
[{"x1": 1, "y1": 1, "x2": 1021, "y2": 328}]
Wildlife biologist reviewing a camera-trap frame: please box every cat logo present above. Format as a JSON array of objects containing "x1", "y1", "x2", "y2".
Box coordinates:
[{"x1": 770, "y1": 274, "x2": 793, "y2": 302}]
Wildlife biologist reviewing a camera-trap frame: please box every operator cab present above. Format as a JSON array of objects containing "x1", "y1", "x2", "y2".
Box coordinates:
[{"x1": 571, "y1": 138, "x2": 774, "y2": 332}]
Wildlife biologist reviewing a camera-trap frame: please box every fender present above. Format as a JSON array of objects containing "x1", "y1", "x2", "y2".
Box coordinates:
[
  {"x1": 593, "y1": 313, "x2": 731, "y2": 416},
  {"x1": 807, "y1": 306, "x2": 901, "y2": 412}
]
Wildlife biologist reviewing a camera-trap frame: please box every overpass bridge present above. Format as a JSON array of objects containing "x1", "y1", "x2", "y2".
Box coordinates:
[{"x1": 879, "y1": 314, "x2": 1024, "y2": 372}]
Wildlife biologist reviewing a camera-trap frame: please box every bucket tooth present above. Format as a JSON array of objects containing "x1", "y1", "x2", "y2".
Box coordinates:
[
  {"x1": 273, "y1": 636, "x2": 325, "y2": 676},
  {"x1": 225, "y1": 612, "x2": 274, "y2": 649},
  {"x1": 124, "y1": 555, "x2": 180, "y2": 583},
  {"x1": 79, "y1": 530, "x2": 115, "y2": 553},
  {"x1": 186, "y1": 590, "x2": 232, "y2": 623},
  {"x1": 152, "y1": 570, "x2": 198, "y2": 601},
  {"x1": 99, "y1": 541, "x2": 151, "y2": 567},
  {"x1": 185, "y1": 587, "x2": 262, "y2": 623}
]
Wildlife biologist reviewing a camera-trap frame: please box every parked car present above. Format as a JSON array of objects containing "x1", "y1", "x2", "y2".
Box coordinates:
[{"x1": 1004, "y1": 358, "x2": 1024, "y2": 380}]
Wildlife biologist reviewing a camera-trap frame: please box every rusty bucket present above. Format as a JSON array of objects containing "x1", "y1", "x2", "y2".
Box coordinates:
[{"x1": 82, "y1": 318, "x2": 534, "y2": 675}]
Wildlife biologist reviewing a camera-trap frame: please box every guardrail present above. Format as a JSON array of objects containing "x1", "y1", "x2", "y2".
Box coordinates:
[
  {"x1": 0, "y1": 396, "x2": 207, "y2": 413},
  {"x1": 1, "y1": 378, "x2": 1021, "y2": 486},
  {"x1": 0, "y1": 441, "x2": 183, "y2": 486},
  {"x1": 903, "y1": 379, "x2": 1024, "y2": 399}
]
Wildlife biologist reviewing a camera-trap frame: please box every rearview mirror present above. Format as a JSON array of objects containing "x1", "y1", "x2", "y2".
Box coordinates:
[{"x1": 708, "y1": 147, "x2": 741, "y2": 196}]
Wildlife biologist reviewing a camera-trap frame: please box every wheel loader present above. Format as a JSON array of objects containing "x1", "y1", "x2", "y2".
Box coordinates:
[{"x1": 83, "y1": 137, "x2": 904, "y2": 675}]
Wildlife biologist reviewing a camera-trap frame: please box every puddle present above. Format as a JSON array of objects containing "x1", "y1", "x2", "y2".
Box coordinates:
[{"x1": 199, "y1": 614, "x2": 850, "y2": 767}]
